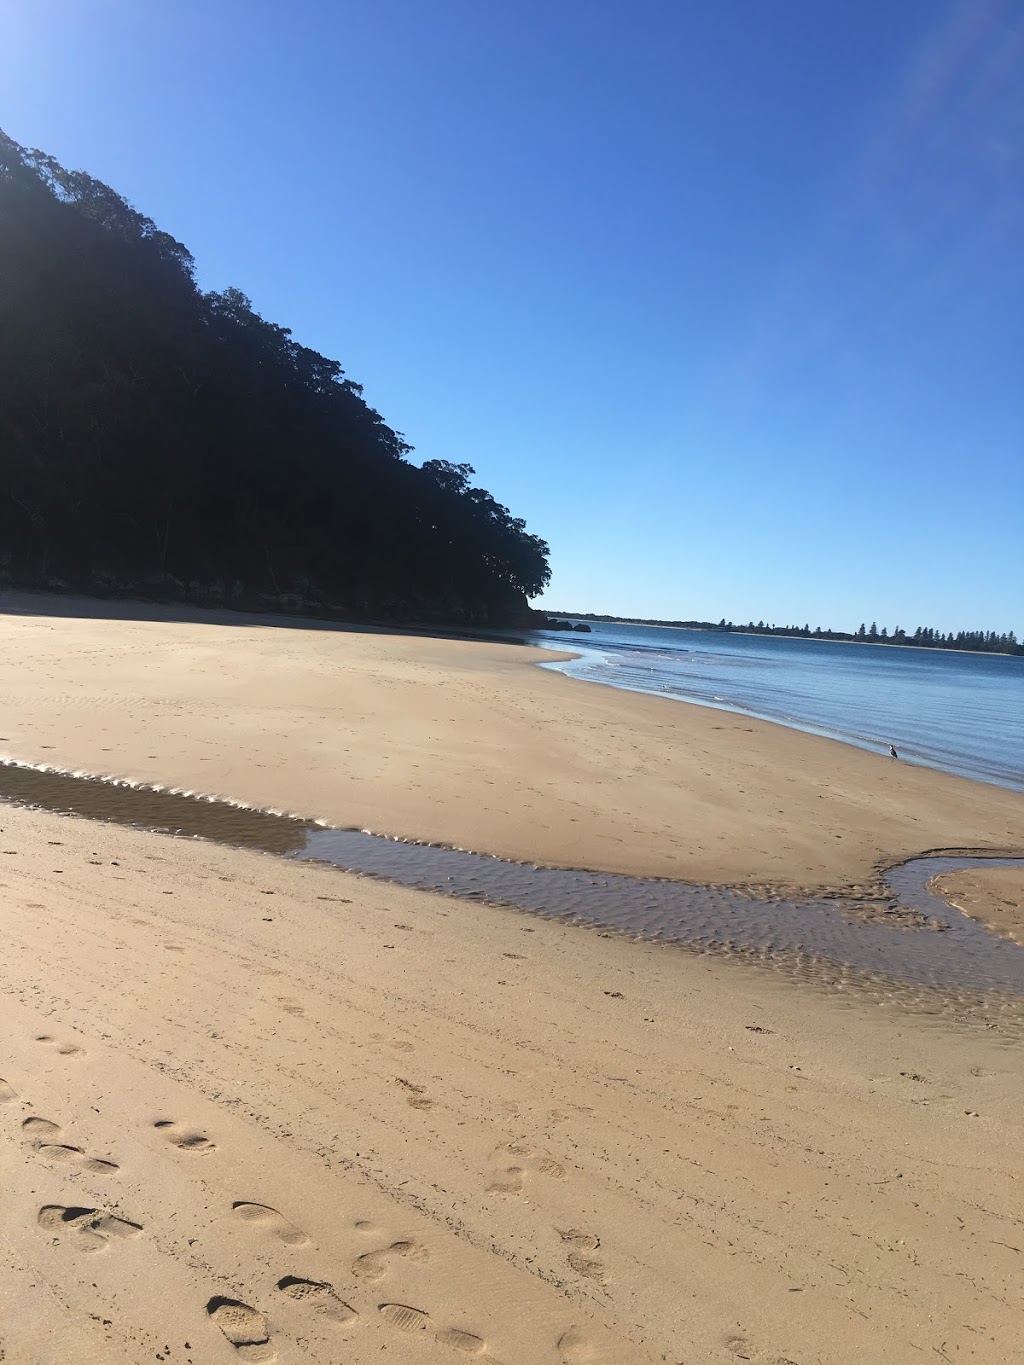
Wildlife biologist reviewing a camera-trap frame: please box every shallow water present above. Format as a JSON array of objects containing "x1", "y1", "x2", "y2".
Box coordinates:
[
  {"x1": 299, "y1": 832, "x2": 1024, "y2": 995},
  {"x1": 2, "y1": 759, "x2": 1022, "y2": 1001}
]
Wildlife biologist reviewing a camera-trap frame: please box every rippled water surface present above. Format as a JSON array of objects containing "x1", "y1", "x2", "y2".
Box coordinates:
[
  {"x1": 2, "y1": 760, "x2": 1023, "y2": 1001},
  {"x1": 529, "y1": 622, "x2": 1024, "y2": 791}
]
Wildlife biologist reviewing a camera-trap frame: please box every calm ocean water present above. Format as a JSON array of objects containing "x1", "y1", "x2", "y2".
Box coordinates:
[{"x1": 527, "y1": 621, "x2": 1024, "y2": 793}]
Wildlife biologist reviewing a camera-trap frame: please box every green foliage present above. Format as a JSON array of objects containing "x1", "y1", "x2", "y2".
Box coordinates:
[{"x1": 0, "y1": 130, "x2": 550, "y2": 623}]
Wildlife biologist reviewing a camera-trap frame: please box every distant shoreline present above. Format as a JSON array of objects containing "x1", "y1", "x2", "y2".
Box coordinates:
[
  {"x1": 531, "y1": 617, "x2": 1024, "y2": 794},
  {"x1": 542, "y1": 615, "x2": 1024, "y2": 660}
]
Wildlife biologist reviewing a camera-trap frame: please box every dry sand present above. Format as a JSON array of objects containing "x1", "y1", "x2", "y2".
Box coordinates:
[{"x1": 1, "y1": 594, "x2": 1024, "y2": 1363}]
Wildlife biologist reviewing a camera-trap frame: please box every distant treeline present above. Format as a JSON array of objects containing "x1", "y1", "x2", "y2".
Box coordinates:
[
  {"x1": 554, "y1": 614, "x2": 1024, "y2": 657},
  {"x1": 0, "y1": 131, "x2": 550, "y2": 625}
]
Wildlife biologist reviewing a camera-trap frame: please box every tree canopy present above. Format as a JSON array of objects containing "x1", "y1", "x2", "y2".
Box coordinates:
[{"x1": 0, "y1": 130, "x2": 550, "y2": 624}]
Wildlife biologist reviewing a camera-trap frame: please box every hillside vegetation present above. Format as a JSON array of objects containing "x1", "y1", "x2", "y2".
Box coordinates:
[{"x1": 0, "y1": 131, "x2": 550, "y2": 624}]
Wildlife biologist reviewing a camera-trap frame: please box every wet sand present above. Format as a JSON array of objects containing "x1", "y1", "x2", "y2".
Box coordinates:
[
  {"x1": 933, "y1": 865, "x2": 1024, "y2": 945},
  {"x1": 3, "y1": 756, "x2": 1023, "y2": 998},
  {"x1": 1, "y1": 592, "x2": 1024, "y2": 1362}
]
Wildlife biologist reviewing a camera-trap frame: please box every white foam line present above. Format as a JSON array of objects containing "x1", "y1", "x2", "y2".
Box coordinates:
[{"x1": 0, "y1": 758, "x2": 500, "y2": 858}]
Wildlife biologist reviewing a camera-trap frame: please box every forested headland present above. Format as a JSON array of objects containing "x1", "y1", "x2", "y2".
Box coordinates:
[
  {"x1": 0, "y1": 131, "x2": 551, "y2": 625},
  {"x1": 556, "y1": 615, "x2": 1024, "y2": 657}
]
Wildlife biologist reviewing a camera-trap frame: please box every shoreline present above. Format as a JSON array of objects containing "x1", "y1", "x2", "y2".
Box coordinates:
[
  {"x1": 1, "y1": 590, "x2": 1022, "y2": 895},
  {"x1": 529, "y1": 625, "x2": 1024, "y2": 794},
  {"x1": 535, "y1": 653, "x2": 1024, "y2": 794},
  {"x1": 543, "y1": 616, "x2": 1024, "y2": 659}
]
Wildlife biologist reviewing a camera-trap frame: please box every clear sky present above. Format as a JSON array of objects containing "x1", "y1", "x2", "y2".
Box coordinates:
[{"x1": 3, "y1": 0, "x2": 1022, "y2": 631}]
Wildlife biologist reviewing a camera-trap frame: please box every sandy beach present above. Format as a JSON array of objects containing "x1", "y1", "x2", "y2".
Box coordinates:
[
  {"x1": 1, "y1": 594, "x2": 1023, "y2": 1364},
  {"x1": 0, "y1": 593, "x2": 1021, "y2": 893}
]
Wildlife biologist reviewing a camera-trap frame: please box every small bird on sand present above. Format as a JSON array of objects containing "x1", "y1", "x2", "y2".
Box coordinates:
[{"x1": 889, "y1": 744, "x2": 899, "y2": 759}]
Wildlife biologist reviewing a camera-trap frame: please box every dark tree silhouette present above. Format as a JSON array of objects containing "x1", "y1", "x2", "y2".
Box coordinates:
[{"x1": 0, "y1": 131, "x2": 550, "y2": 624}]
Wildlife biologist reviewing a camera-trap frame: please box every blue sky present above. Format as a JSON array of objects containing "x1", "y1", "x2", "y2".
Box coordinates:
[{"x1": 3, "y1": 0, "x2": 1022, "y2": 631}]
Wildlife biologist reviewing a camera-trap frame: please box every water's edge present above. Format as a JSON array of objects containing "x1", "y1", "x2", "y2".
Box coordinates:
[
  {"x1": 2, "y1": 759, "x2": 1023, "y2": 1006},
  {"x1": 526, "y1": 627, "x2": 1024, "y2": 794}
]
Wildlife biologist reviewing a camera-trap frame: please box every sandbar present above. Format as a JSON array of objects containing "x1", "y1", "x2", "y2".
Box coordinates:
[{"x1": 933, "y1": 864, "x2": 1024, "y2": 944}]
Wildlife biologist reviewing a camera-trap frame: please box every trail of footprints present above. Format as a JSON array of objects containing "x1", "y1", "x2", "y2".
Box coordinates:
[{"x1": 4, "y1": 1053, "x2": 615, "y2": 1362}]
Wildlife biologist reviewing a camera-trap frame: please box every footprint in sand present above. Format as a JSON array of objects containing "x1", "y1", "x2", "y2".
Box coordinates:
[
  {"x1": 724, "y1": 1335, "x2": 764, "y2": 1361},
  {"x1": 486, "y1": 1165, "x2": 525, "y2": 1195},
  {"x1": 559, "y1": 1230, "x2": 606, "y2": 1282},
  {"x1": 378, "y1": 1307, "x2": 489, "y2": 1356},
  {"x1": 396, "y1": 1077, "x2": 434, "y2": 1110},
  {"x1": 232, "y1": 1202, "x2": 308, "y2": 1247},
  {"x1": 207, "y1": 1297, "x2": 275, "y2": 1362},
  {"x1": 558, "y1": 1325, "x2": 598, "y2": 1363},
  {"x1": 23, "y1": 1117, "x2": 118, "y2": 1175},
  {"x1": 37, "y1": 1204, "x2": 142, "y2": 1253},
  {"x1": 353, "y1": 1239, "x2": 429, "y2": 1281},
  {"x1": 487, "y1": 1144, "x2": 565, "y2": 1194},
  {"x1": 380, "y1": 1302, "x2": 431, "y2": 1335},
  {"x1": 536, "y1": 1157, "x2": 566, "y2": 1177},
  {"x1": 0, "y1": 1077, "x2": 18, "y2": 1103},
  {"x1": 154, "y1": 1119, "x2": 216, "y2": 1153},
  {"x1": 277, "y1": 1276, "x2": 358, "y2": 1324},
  {"x1": 567, "y1": 1251, "x2": 605, "y2": 1281},
  {"x1": 723, "y1": 1336, "x2": 799, "y2": 1364},
  {"x1": 435, "y1": 1327, "x2": 489, "y2": 1355},
  {"x1": 36, "y1": 1034, "x2": 84, "y2": 1056},
  {"x1": 558, "y1": 1324, "x2": 649, "y2": 1364}
]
